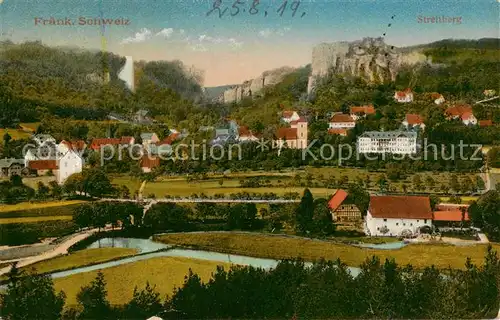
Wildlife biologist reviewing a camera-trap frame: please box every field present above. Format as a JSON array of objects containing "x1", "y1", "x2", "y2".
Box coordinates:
[
  {"x1": 0, "y1": 200, "x2": 85, "y2": 214},
  {"x1": 112, "y1": 166, "x2": 480, "y2": 201},
  {"x1": 54, "y1": 256, "x2": 231, "y2": 306},
  {"x1": 156, "y1": 232, "x2": 500, "y2": 270},
  {"x1": 0, "y1": 128, "x2": 32, "y2": 140},
  {"x1": 0, "y1": 215, "x2": 72, "y2": 224},
  {"x1": 23, "y1": 248, "x2": 138, "y2": 275},
  {"x1": 21, "y1": 176, "x2": 57, "y2": 190}
]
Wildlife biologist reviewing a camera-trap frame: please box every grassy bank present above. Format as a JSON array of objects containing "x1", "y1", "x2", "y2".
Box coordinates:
[
  {"x1": 54, "y1": 257, "x2": 231, "y2": 306},
  {"x1": 0, "y1": 200, "x2": 85, "y2": 214},
  {"x1": 155, "y1": 232, "x2": 500, "y2": 270},
  {"x1": 22, "y1": 248, "x2": 138, "y2": 275},
  {"x1": 0, "y1": 216, "x2": 73, "y2": 224}
]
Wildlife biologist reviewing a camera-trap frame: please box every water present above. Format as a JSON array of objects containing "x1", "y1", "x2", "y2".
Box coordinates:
[
  {"x1": 355, "y1": 241, "x2": 407, "y2": 250},
  {"x1": 86, "y1": 237, "x2": 170, "y2": 253},
  {"x1": 46, "y1": 237, "x2": 361, "y2": 279}
]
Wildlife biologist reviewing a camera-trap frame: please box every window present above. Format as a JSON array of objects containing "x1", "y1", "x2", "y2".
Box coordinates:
[
  {"x1": 424, "y1": 219, "x2": 427, "y2": 223},
  {"x1": 64, "y1": 162, "x2": 68, "y2": 168},
  {"x1": 410, "y1": 223, "x2": 413, "y2": 226},
  {"x1": 417, "y1": 220, "x2": 419, "y2": 222},
  {"x1": 403, "y1": 223, "x2": 406, "y2": 226},
  {"x1": 396, "y1": 223, "x2": 399, "y2": 226},
  {"x1": 383, "y1": 219, "x2": 387, "y2": 222}
]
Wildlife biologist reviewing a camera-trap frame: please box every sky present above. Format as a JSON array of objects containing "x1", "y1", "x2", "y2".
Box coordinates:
[{"x1": 0, "y1": 0, "x2": 498, "y2": 86}]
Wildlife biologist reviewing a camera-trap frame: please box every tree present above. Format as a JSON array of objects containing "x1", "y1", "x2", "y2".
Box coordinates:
[
  {"x1": 312, "y1": 198, "x2": 335, "y2": 235},
  {"x1": 468, "y1": 191, "x2": 500, "y2": 241},
  {"x1": 9, "y1": 174, "x2": 22, "y2": 187},
  {"x1": 76, "y1": 271, "x2": 113, "y2": 320},
  {"x1": 36, "y1": 181, "x2": 50, "y2": 200},
  {"x1": 81, "y1": 168, "x2": 115, "y2": 197},
  {"x1": 48, "y1": 180, "x2": 63, "y2": 199},
  {"x1": 73, "y1": 204, "x2": 93, "y2": 229},
  {"x1": 228, "y1": 203, "x2": 257, "y2": 230},
  {"x1": 476, "y1": 176, "x2": 486, "y2": 192},
  {"x1": 412, "y1": 175, "x2": 423, "y2": 191},
  {"x1": 0, "y1": 266, "x2": 66, "y2": 320},
  {"x1": 296, "y1": 188, "x2": 314, "y2": 233},
  {"x1": 124, "y1": 282, "x2": 163, "y2": 319}
]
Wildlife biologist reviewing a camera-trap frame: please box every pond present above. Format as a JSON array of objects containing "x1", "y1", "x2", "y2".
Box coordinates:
[
  {"x1": 47, "y1": 237, "x2": 362, "y2": 279},
  {"x1": 355, "y1": 241, "x2": 408, "y2": 250}
]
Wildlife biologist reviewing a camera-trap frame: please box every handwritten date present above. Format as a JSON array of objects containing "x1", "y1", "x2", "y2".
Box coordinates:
[{"x1": 206, "y1": 0, "x2": 306, "y2": 18}]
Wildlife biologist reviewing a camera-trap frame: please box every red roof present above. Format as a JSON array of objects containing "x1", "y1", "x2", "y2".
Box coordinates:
[
  {"x1": 435, "y1": 204, "x2": 469, "y2": 211},
  {"x1": 282, "y1": 111, "x2": 296, "y2": 118},
  {"x1": 328, "y1": 128, "x2": 348, "y2": 136},
  {"x1": 290, "y1": 117, "x2": 307, "y2": 125},
  {"x1": 120, "y1": 136, "x2": 134, "y2": 144},
  {"x1": 405, "y1": 114, "x2": 424, "y2": 125},
  {"x1": 330, "y1": 114, "x2": 355, "y2": 123},
  {"x1": 479, "y1": 120, "x2": 493, "y2": 127},
  {"x1": 395, "y1": 88, "x2": 412, "y2": 98},
  {"x1": 350, "y1": 105, "x2": 375, "y2": 115},
  {"x1": 28, "y1": 160, "x2": 58, "y2": 170},
  {"x1": 90, "y1": 138, "x2": 121, "y2": 150},
  {"x1": 276, "y1": 128, "x2": 298, "y2": 140},
  {"x1": 369, "y1": 196, "x2": 432, "y2": 219},
  {"x1": 445, "y1": 104, "x2": 472, "y2": 117},
  {"x1": 461, "y1": 112, "x2": 474, "y2": 121},
  {"x1": 430, "y1": 93, "x2": 443, "y2": 100},
  {"x1": 328, "y1": 189, "x2": 348, "y2": 211},
  {"x1": 71, "y1": 140, "x2": 86, "y2": 151},
  {"x1": 156, "y1": 132, "x2": 180, "y2": 146},
  {"x1": 140, "y1": 155, "x2": 161, "y2": 168},
  {"x1": 433, "y1": 211, "x2": 469, "y2": 222}
]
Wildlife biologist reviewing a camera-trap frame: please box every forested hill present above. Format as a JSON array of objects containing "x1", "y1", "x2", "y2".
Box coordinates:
[
  {"x1": 405, "y1": 38, "x2": 500, "y2": 51},
  {"x1": 0, "y1": 41, "x2": 205, "y2": 125}
]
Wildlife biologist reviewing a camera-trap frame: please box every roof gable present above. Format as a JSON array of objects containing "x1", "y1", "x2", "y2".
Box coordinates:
[{"x1": 328, "y1": 189, "x2": 349, "y2": 211}]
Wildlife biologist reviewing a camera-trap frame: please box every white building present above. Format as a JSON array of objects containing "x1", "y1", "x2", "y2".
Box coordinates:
[
  {"x1": 364, "y1": 195, "x2": 433, "y2": 237},
  {"x1": 24, "y1": 137, "x2": 83, "y2": 184},
  {"x1": 394, "y1": 88, "x2": 413, "y2": 103},
  {"x1": 357, "y1": 131, "x2": 417, "y2": 154},
  {"x1": 281, "y1": 111, "x2": 300, "y2": 123},
  {"x1": 329, "y1": 113, "x2": 356, "y2": 129},
  {"x1": 461, "y1": 112, "x2": 478, "y2": 126},
  {"x1": 431, "y1": 93, "x2": 445, "y2": 105}
]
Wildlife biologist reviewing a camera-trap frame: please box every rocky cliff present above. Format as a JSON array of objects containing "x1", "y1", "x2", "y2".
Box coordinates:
[
  {"x1": 307, "y1": 37, "x2": 427, "y2": 93},
  {"x1": 217, "y1": 66, "x2": 295, "y2": 103}
]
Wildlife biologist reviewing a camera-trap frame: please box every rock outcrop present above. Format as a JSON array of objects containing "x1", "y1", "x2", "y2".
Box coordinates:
[
  {"x1": 307, "y1": 37, "x2": 427, "y2": 94},
  {"x1": 217, "y1": 66, "x2": 295, "y2": 103}
]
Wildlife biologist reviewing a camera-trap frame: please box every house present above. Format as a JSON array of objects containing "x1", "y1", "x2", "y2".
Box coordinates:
[
  {"x1": 479, "y1": 120, "x2": 493, "y2": 127},
  {"x1": 140, "y1": 155, "x2": 161, "y2": 173},
  {"x1": 350, "y1": 105, "x2": 376, "y2": 120},
  {"x1": 357, "y1": 131, "x2": 417, "y2": 154},
  {"x1": 327, "y1": 129, "x2": 349, "y2": 137},
  {"x1": 0, "y1": 158, "x2": 27, "y2": 178},
  {"x1": 281, "y1": 110, "x2": 300, "y2": 123},
  {"x1": 273, "y1": 117, "x2": 308, "y2": 150},
  {"x1": 32, "y1": 134, "x2": 56, "y2": 146},
  {"x1": 149, "y1": 133, "x2": 179, "y2": 155},
  {"x1": 364, "y1": 195, "x2": 433, "y2": 237},
  {"x1": 140, "y1": 133, "x2": 160, "y2": 146},
  {"x1": 394, "y1": 88, "x2": 413, "y2": 103},
  {"x1": 402, "y1": 114, "x2": 426, "y2": 131},
  {"x1": 134, "y1": 109, "x2": 153, "y2": 124},
  {"x1": 483, "y1": 89, "x2": 496, "y2": 97},
  {"x1": 58, "y1": 140, "x2": 87, "y2": 155},
  {"x1": 430, "y1": 93, "x2": 445, "y2": 105},
  {"x1": 329, "y1": 113, "x2": 356, "y2": 129},
  {"x1": 328, "y1": 189, "x2": 362, "y2": 224},
  {"x1": 89, "y1": 138, "x2": 121, "y2": 151},
  {"x1": 433, "y1": 204, "x2": 470, "y2": 229},
  {"x1": 238, "y1": 126, "x2": 259, "y2": 142},
  {"x1": 56, "y1": 149, "x2": 83, "y2": 184},
  {"x1": 27, "y1": 160, "x2": 58, "y2": 176},
  {"x1": 108, "y1": 112, "x2": 128, "y2": 123},
  {"x1": 445, "y1": 105, "x2": 477, "y2": 126}
]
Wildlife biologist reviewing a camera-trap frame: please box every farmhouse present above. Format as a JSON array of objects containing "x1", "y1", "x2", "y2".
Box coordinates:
[
  {"x1": 238, "y1": 126, "x2": 259, "y2": 142},
  {"x1": 364, "y1": 195, "x2": 433, "y2": 237},
  {"x1": 328, "y1": 189, "x2": 362, "y2": 224},
  {"x1": 445, "y1": 105, "x2": 477, "y2": 126},
  {"x1": 140, "y1": 133, "x2": 160, "y2": 146},
  {"x1": 350, "y1": 105, "x2": 375, "y2": 120},
  {"x1": 394, "y1": 88, "x2": 413, "y2": 103},
  {"x1": 430, "y1": 93, "x2": 445, "y2": 105},
  {"x1": 0, "y1": 158, "x2": 26, "y2": 178},
  {"x1": 328, "y1": 113, "x2": 356, "y2": 129},
  {"x1": 140, "y1": 155, "x2": 161, "y2": 173},
  {"x1": 433, "y1": 204, "x2": 470, "y2": 229},
  {"x1": 402, "y1": 114, "x2": 425, "y2": 131},
  {"x1": 281, "y1": 110, "x2": 300, "y2": 123}
]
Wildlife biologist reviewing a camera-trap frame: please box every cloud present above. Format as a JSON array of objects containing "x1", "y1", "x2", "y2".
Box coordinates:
[
  {"x1": 259, "y1": 27, "x2": 292, "y2": 38},
  {"x1": 228, "y1": 38, "x2": 243, "y2": 49},
  {"x1": 191, "y1": 43, "x2": 208, "y2": 52},
  {"x1": 184, "y1": 34, "x2": 243, "y2": 51},
  {"x1": 156, "y1": 28, "x2": 174, "y2": 38},
  {"x1": 121, "y1": 28, "x2": 152, "y2": 44},
  {"x1": 179, "y1": 29, "x2": 185, "y2": 34}
]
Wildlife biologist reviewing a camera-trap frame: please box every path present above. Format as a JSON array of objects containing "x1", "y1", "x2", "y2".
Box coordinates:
[
  {"x1": 101, "y1": 198, "x2": 301, "y2": 204},
  {"x1": 473, "y1": 95, "x2": 499, "y2": 105},
  {"x1": 0, "y1": 228, "x2": 101, "y2": 276},
  {"x1": 138, "y1": 180, "x2": 147, "y2": 199},
  {"x1": 477, "y1": 233, "x2": 489, "y2": 243}
]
